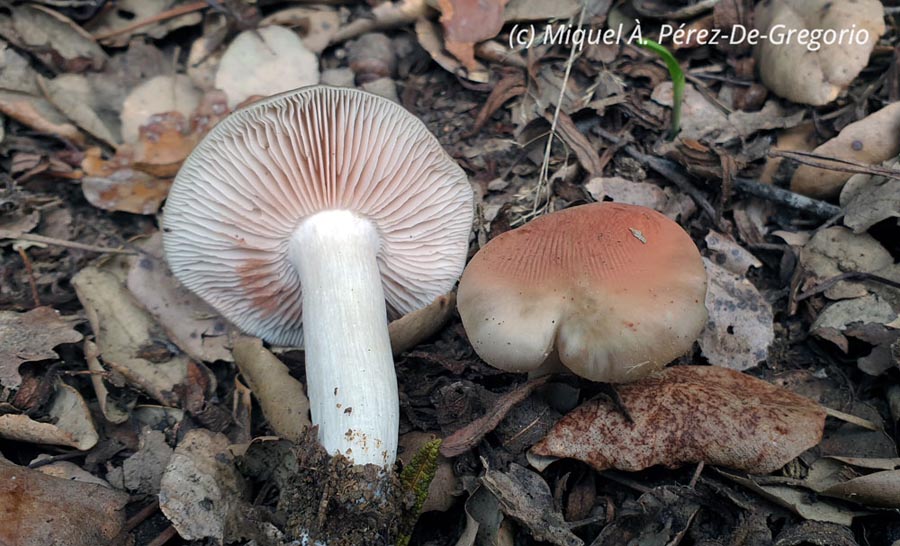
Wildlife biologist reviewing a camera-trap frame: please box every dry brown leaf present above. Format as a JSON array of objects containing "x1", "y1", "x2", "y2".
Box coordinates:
[
  {"x1": 705, "y1": 231, "x2": 763, "y2": 277},
  {"x1": 158, "y1": 429, "x2": 251, "y2": 542},
  {"x1": 437, "y1": 0, "x2": 508, "y2": 80},
  {"x1": 215, "y1": 26, "x2": 319, "y2": 109},
  {"x1": 81, "y1": 165, "x2": 172, "y2": 215},
  {"x1": 40, "y1": 74, "x2": 120, "y2": 147},
  {"x1": 791, "y1": 103, "x2": 900, "y2": 198},
  {"x1": 585, "y1": 177, "x2": 696, "y2": 220},
  {"x1": 840, "y1": 157, "x2": 900, "y2": 233},
  {"x1": 531, "y1": 366, "x2": 826, "y2": 474},
  {"x1": 120, "y1": 74, "x2": 200, "y2": 144},
  {"x1": 415, "y1": 18, "x2": 466, "y2": 79},
  {"x1": 0, "y1": 4, "x2": 107, "y2": 72},
  {"x1": 260, "y1": 7, "x2": 341, "y2": 54},
  {"x1": 810, "y1": 293, "x2": 897, "y2": 353},
  {"x1": 232, "y1": 336, "x2": 311, "y2": 444},
  {"x1": 0, "y1": 382, "x2": 99, "y2": 450},
  {"x1": 798, "y1": 226, "x2": 893, "y2": 300},
  {"x1": 754, "y1": 0, "x2": 885, "y2": 105},
  {"x1": 0, "y1": 457, "x2": 128, "y2": 546},
  {"x1": 106, "y1": 429, "x2": 173, "y2": 495},
  {"x1": 0, "y1": 306, "x2": 82, "y2": 389},
  {"x1": 388, "y1": 292, "x2": 457, "y2": 356},
  {"x1": 85, "y1": 339, "x2": 132, "y2": 424},
  {"x1": 127, "y1": 233, "x2": 233, "y2": 363},
  {"x1": 73, "y1": 266, "x2": 189, "y2": 406},
  {"x1": 699, "y1": 258, "x2": 774, "y2": 371}
]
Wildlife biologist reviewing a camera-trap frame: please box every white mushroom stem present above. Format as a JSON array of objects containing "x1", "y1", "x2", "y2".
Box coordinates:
[{"x1": 290, "y1": 209, "x2": 398, "y2": 467}]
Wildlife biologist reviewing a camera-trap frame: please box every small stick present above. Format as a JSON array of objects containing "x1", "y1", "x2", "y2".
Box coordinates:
[
  {"x1": 795, "y1": 271, "x2": 900, "y2": 301},
  {"x1": 145, "y1": 525, "x2": 178, "y2": 546},
  {"x1": 688, "y1": 461, "x2": 704, "y2": 488},
  {"x1": 124, "y1": 500, "x2": 160, "y2": 533},
  {"x1": 769, "y1": 150, "x2": 900, "y2": 178},
  {"x1": 732, "y1": 177, "x2": 841, "y2": 219},
  {"x1": 92, "y1": 1, "x2": 208, "y2": 41},
  {"x1": 15, "y1": 246, "x2": 41, "y2": 307},
  {"x1": 823, "y1": 406, "x2": 879, "y2": 431},
  {"x1": 0, "y1": 229, "x2": 135, "y2": 255}
]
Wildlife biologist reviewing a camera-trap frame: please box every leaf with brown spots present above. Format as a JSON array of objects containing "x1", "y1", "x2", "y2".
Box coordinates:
[{"x1": 530, "y1": 366, "x2": 826, "y2": 475}]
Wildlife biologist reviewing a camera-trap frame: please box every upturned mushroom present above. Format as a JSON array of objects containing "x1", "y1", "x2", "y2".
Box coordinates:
[
  {"x1": 163, "y1": 86, "x2": 473, "y2": 467},
  {"x1": 457, "y1": 202, "x2": 707, "y2": 383}
]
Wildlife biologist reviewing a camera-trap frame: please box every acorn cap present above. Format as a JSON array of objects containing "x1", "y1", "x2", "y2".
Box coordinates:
[{"x1": 457, "y1": 202, "x2": 708, "y2": 383}]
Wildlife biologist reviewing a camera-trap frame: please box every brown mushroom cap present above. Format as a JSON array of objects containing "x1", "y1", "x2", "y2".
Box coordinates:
[
  {"x1": 163, "y1": 86, "x2": 473, "y2": 346},
  {"x1": 457, "y1": 202, "x2": 708, "y2": 383}
]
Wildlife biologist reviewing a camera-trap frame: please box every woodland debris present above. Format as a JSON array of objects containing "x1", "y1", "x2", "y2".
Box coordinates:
[
  {"x1": 0, "y1": 306, "x2": 82, "y2": 389},
  {"x1": 791, "y1": 102, "x2": 900, "y2": 199},
  {"x1": 531, "y1": 366, "x2": 826, "y2": 474},
  {"x1": 0, "y1": 382, "x2": 99, "y2": 450}
]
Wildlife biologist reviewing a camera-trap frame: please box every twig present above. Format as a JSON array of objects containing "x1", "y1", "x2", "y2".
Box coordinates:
[
  {"x1": 124, "y1": 500, "x2": 160, "y2": 533},
  {"x1": 795, "y1": 271, "x2": 900, "y2": 302},
  {"x1": 732, "y1": 177, "x2": 841, "y2": 219},
  {"x1": 145, "y1": 525, "x2": 178, "y2": 546},
  {"x1": 92, "y1": 1, "x2": 208, "y2": 41},
  {"x1": 16, "y1": 246, "x2": 41, "y2": 307},
  {"x1": 769, "y1": 150, "x2": 900, "y2": 178},
  {"x1": 823, "y1": 406, "x2": 879, "y2": 431},
  {"x1": 531, "y1": 4, "x2": 586, "y2": 219},
  {"x1": 688, "y1": 461, "x2": 704, "y2": 488},
  {"x1": 0, "y1": 229, "x2": 135, "y2": 255}
]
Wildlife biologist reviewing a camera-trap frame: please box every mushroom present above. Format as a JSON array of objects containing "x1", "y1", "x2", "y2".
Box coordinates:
[
  {"x1": 163, "y1": 86, "x2": 473, "y2": 467},
  {"x1": 457, "y1": 202, "x2": 707, "y2": 383}
]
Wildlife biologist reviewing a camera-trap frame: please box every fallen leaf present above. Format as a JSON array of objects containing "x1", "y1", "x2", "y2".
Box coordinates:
[
  {"x1": 531, "y1": 366, "x2": 826, "y2": 474},
  {"x1": 705, "y1": 231, "x2": 763, "y2": 277},
  {"x1": 0, "y1": 457, "x2": 128, "y2": 546},
  {"x1": 215, "y1": 26, "x2": 319, "y2": 108},
  {"x1": 415, "y1": 18, "x2": 466, "y2": 79},
  {"x1": 40, "y1": 73, "x2": 120, "y2": 147},
  {"x1": 389, "y1": 292, "x2": 457, "y2": 356},
  {"x1": 260, "y1": 6, "x2": 341, "y2": 54},
  {"x1": 81, "y1": 166, "x2": 172, "y2": 215},
  {"x1": 0, "y1": 4, "x2": 107, "y2": 72},
  {"x1": 0, "y1": 382, "x2": 99, "y2": 450},
  {"x1": 652, "y1": 83, "x2": 805, "y2": 144},
  {"x1": 120, "y1": 74, "x2": 200, "y2": 144},
  {"x1": 718, "y1": 469, "x2": 865, "y2": 526},
  {"x1": 32, "y1": 458, "x2": 111, "y2": 487},
  {"x1": 159, "y1": 429, "x2": 251, "y2": 542},
  {"x1": 481, "y1": 464, "x2": 583, "y2": 546},
  {"x1": 591, "y1": 486, "x2": 700, "y2": 546},
  {"x1": 791, "y1": 102, "x2": 900, "y2": 198},
  {"x1": 106, "y1": 429, "x2": 174, "y2": 495},
  {"x1": 503, "y1": 0, "x2": 580, "y2": 21},
  {"x1": 585, "y1": 176, "x2": 696, "y2": 220},
  {"x1": 798, "y1": 226, "x2": 893, "y2": 300},
  {"x1": 810, "y1": 293, "x2": 897, "y2": 353},
  {"x1": 437, "y1": 0, "x2": 508, "y2": 79},
  {"x1": 754, "y1": 0, "x2": 885, "y2": 105},
  {"x1": 232, "y1": 336, "x2": 311, "y2": 443},
  {"x1": 0, "y1": 41, "x2": 84, "y2": 144},
  {"x1": 699, "y1": 258, "x2": 774, "y2": 371},
  {"x1": 73, "y1": 266, "x2": 189, "y2": 406},
  {"x1": 0, "y1": 306, "x2": 82, "y2": 389},
  {"x1": 127, "y1": 233, "x2": 233, "y2": 363},
  {"x1": 84, "y1": 339, "x2": 133, "y2": 424},
  {"x1": 840, "y1": 157, "x2": 900, "y2": 233}
]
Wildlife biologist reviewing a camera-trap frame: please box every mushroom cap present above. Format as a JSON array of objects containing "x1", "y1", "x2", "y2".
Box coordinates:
[
  {"x1": 457, "y1": 202, "x2": 708, "y2": 383},
  {"x1": 163, "y1": 85, "x2": 474, "y2": 346}
]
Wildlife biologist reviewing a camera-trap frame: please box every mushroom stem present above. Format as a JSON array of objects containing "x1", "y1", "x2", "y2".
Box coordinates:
[{"x1": 290, "y1": 209, "x2": 398, "y2": 467}]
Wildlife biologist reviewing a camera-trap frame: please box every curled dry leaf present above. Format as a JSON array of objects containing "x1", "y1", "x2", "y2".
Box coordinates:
[
  {"x1": 530, "y1": 366, "x2": 826, "y2": 474},
  {"x1": 481, "y1": 464, "x2": 583, "y2": 546},
  {"x1": 699, "y1": 258, "x2": 774, "y2": 371},
  {"x1": 437, "y1": 0, "x2": 509, "y2": 81},
  {"x1": 159, "y1": 429, "x2": 251, "y2": 542},
  {"x1": 87, "y1": 0, "x2": 202, "y2": 48},
  {"x1": 0, "y1": 42, "x2": 83, "y2": 144},
  {"x1": 388, "y1": 292, "x2": 456, "y2": 356},
  {"x1": 0, "y1": 4, "x2": 107, "y2": 72},
  {"x1": 0, "y1": 458, "x2": 128, "y2": 546},
  {"x1": 840, "y1": 157, "x2": 900, "y2": 233},
  {"x1": 810, "y1": 293, "x2": 897, "y2": 354},
  {"x1": 73, "y1": 266, "x2": 189, "y2": 406},
  {"x1": 81, "y1": 149, "x2": 173, "y2": 215},
  {"x1": 0, "y1": 382, "x2": 99, "y2": 450},
  {"x1": 85, "y1": 339, "x2": 132, "y2": 424},
  {"x1": 753, "y1": 0, "x2": 885, "y2": 106},
  {"x1": 791, "y1": 102, "x2": 900, "y2": 198},
  {"x1": 127, "y1": 232, "x2": 234, "y2": 363},
  {"x1": 215, "y1": 26, "x2": 319, "y2": 109},
  {"x1": 798, "y1": 226, "x2": 893, "y2": 300},
  {"x1": 260, "y1": 6, "x2": 341, "y2": 54},
  {"x1": 0, "y1": 306, "x2": 82, "y2": 389},
  {"x1": 232, "y1": 336, "x2": 311, "y2": 443}
]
